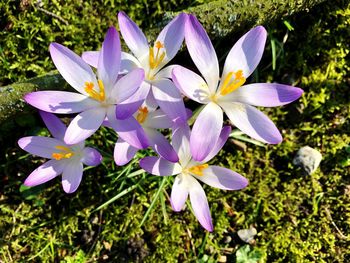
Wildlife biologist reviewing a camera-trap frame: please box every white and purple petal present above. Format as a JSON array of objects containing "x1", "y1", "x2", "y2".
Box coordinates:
[
  {"x1": 111, "y1": 68, "x2": 145, "y2": 104},
  {"x1": 152, "y1": 79, "x2": 187, "y2": 124},
  {"x1": 82, "y1": 51, "x2": 99, "y2": 68},
  {"x1": 82, "y1": 147, "x2": 102, "y2": 166},
  {"x1": 24, "y1": 91, "x2": 99, "y2": 114},
  {"x1": 201, "y1": 126, "x2": 231, "y2": 163},
  {"x1": 64, "y1": 107, "x2": 106, "y2": 145},
  {"x1": 39, "y1": 111, "x2": 67, "y2": 140},
  {"x1": 145, "y1": 128, "x2": 179, "y2": 163},
  {"x1": 222, "y1": 26, "x2": 267, "y2": 79},
  {"x1": 18, "y1": 136, "x2": 65, "y2": 159},
  {"x1": 98, "y1": 26, "x2": 121, "y2": 90},
  {"x1": 188, "y1": 176, "x2": 213, "y2": 231},
  {"x1": 156, "y1": 13, "x2": 187, "y2": 65},
  {"x1": 49, "y1": 43, "x2": 97, "y2": 95},
  {"x1": 172, "y1": 65, "x2": 210, "y2": 104},
  {"x1": 185, "y1": 15, "x2": 219, "y2": 93},
  {"x1": 120, "y1": 52, "x2": 141, "y2": 74},
  {"x1": 196, "y1": 166, "x2": 248, "y2": 190},
  {"x1": 190, "y1": 102, "x2": 223, "y2": 162},
  {"x1": 114, "y1": 138, "x2": 138, "y2": 166},
  {"x1": 220, "y1": 102, "x2": 282, "y2": 144},
  {"x1": 118, "y1": 11, "x2": 149, "y2": 59},
  {"x1": 219, "y1": 83, "x2": 304, "y2": 107},
  {"x1": 61, "y1": 161, "x2": 83, "y2": 193},
  {"x1": 170, "y1": 173, "x2": 189, "y2": 211},
  {"x1": 115, "y1": 81, "x2": 150, "y2": 119},
  {"x1": 172, "y1": 124, "x2": 191, "y2": 167},
  {"x1": 107, "y1": 107, "x2": 149, "y2": 149},
  {"x1": 156, "y1": 65, "x2": 177, "y2": 80},
  {"x1": 143, "y1": 108, "x2": 173, "y2": 129},
  {"x1": 140, "y1": 157, "x2": 182, "y2": 176},
  {"x1": 24, "y1": 159, "x2": 65, "y2": 187}
]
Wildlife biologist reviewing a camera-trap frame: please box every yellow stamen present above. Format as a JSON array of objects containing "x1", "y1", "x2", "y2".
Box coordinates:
[
  {"x1": 84, "y1": 80, "x2": 105, "y2": 102},
  {"x1": 149, "y1": 41, "x2": 166, "y2": 70},
  {"x1": 220, "y1": 70, "x2": 246, "y2": 96},
  {"x1": 188, "y1": 164, "x2": 209, "y2": 176},
  {"x1": 136, "y1": 106, "x2": 149, "y2": 124},
  {"x1": 51, "y1": 145, "x2": 74, "y2": 160}
]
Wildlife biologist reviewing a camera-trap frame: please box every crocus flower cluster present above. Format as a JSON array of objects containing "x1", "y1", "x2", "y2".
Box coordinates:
[{"x1": 19, "y1": 12, "x2": 303, "y2": 231}]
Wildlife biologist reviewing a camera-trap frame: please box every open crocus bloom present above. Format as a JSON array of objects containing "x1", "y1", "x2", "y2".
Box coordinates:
[
  {"x1": 18, "y1": 111, "x2": 102, "y2": 193},
  {"x1": 172, "y1": 15, "x2": 304, "y2": 161},
  {"x1": 82, "y1": 12, "x2": 188, "y2": 124},
  {"x1": 140, "y1": 124, "x2": 248, "y2": 231},
  {"x1": 113, "y1": 95, "x2": 179, "y2": 165},
  {"x1": 24, "y1": 27, "x2": 148, "y2": 149}
]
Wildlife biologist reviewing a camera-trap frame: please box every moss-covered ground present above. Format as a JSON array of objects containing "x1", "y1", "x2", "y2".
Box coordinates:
[{"x1": 0, "y1": 0, "x2": 349, "y2": 262}]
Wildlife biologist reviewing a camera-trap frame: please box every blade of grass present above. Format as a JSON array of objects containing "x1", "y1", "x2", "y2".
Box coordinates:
[
  {"x1": 160, "y1": 191, "x2": 168, "y2": 225},
  {"x1": 139, "y1": 177, "x2": 168, "y2": 227},
  {"x1": 271, "y1": 38, "x2": 276, "y2": 71},
  {"x1": 230, "y1": 131, "x2": 266, "y2": 147},
  {"x1": 93, "y1": 182, "x2": 141, "y2": 212}
]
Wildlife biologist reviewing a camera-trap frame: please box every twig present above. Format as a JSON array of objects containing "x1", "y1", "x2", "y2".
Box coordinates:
[{"x1": 35, "y1": 1, "x2": 69, "y2": 25}]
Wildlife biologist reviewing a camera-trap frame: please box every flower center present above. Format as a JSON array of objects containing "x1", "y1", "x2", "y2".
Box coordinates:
[
  {"x1": 220, "y1": 70, "x2": 246, "y2": 96},
  {"x1": 136, "y1": 106, "x2": 149, "y2": 124},
  {"x1": 84, "y1": 80, "x2": 105, "y2": 102},
  {"x1": 52, "y1": 145, "x2": 74, "y2": 160},
  {"x1": 187, "y1": 163, "x2": 208, "y2": 176},
  {"x1": 149, "y1": 41, "x2": 166, "y2": 71}
]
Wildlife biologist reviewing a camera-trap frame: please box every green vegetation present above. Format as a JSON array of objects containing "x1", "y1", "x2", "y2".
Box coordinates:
[{"x1": 1, "y1": 0, "x2": 349, "y2": 262}]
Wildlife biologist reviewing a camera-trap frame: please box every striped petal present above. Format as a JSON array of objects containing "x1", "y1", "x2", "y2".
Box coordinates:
[
  {"x1": 222, "y1": 26, "x2": 267, "y2": 79},
  {"x1": 61, "y1": 161, "x2": 83, "y2": 193},
  {"x1": 219, "y1": 83, "x2": 304, "y2": 107},
  {"x1": 190, "y1": 102, "x2": 223, "y2": 162},
  {"x1": 39, "y1": 111, "x2": 66, "y2": 140},
  {"x1": 152, "y1": 79, "x2": 187, "y2": 124},
  {"x1": 116, "y1": 81, "x2": 150, "y2": 119},
  {"x1": 24, "y1": 160, "x2": 64, "y2": 187},
  {"x1": 24, "y1": 91, "x2": 99, "y2": 114},
  {"x1": 18, "y1": 136, "x2": 64, "y2": 159},
  {"x1": 145, "y1": 128, "x2": 179, "y2": 163},
  {"x1": 64, "y1": 107, "x2": 106, "y2": 144},
  {"x1": 171, "y1": 173, "x2": 189, "y2": 211},
  {"x1": 82, "y1": 51, "x2": 99, "y2": 68},
  {"x1": 118, "y1": 11, "x2": 149, "y2": 59},
  {"x1": 220, "y1": 102, "x2": 282, "y2": 144},
  {"x1": 172, "y1": 65, "x2": 210, "y2": 104},
  {"x1": 201, "y1": 126, "x2": 231, "y2": 163},
  {"x1": 107, "y1": 107, "x2": 149, "y2": 149},
  {"x1": 50, "y1": 43, "x2": 98, "y2": 95},
  {"x1": 114, "y1": 138, "x2": 138, "y2": 166},
  {"x1": 185, "y1": 15, "x2": 219, "y2": 94},
  {"x1": 188, "y1": 176, "x2": 213, "y2": 231},
  {"x1": 112, "y1": 68, "x2": 145, "y2": 104},
  {"x1": 82, "y1": 147, "x2": 102, "y2": 166},
  {"x1": 196, "y1": 166, "x2": 248, "y2": 190},
  {"x1": 140, "y1": 157, "x2": 182, "y2": 176},
  {"x1": 98, "y1": 27, "x2": 121, "y2": 90},
  {"x1": 156, "y1": 13, "x2": 187, "y2": 65}
]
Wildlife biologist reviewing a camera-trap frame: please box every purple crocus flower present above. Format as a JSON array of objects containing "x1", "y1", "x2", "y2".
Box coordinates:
[
  {"x1": 18, "y1": 111, "x2": 102, "y2": 193},
  {"x1": 113, "y1": 95, "x2": 179, "y2": 165},
  {"x1": 172, "y1": 15, "x2": 304, "y2": 161},
  {"x1": 140, "y1": 124, "x2": 248, "y2": 231},
  {"x1": 24, "y1": 27, "x2": 148, "y2": 149},
  {"x1": 82, "y1": 12, "x2": 188, "y2": 124}
]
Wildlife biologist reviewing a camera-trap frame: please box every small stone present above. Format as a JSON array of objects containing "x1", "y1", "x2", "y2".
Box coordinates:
[
  {"x1": 237, "y1": 226, "x2": 257, "y2": 244},
  {"x1": 293, "y1": 146, "x2": 322, "y2": 175},
  {"x1": 218, "y1": 255, "x2": 227, "y2": 262}
]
